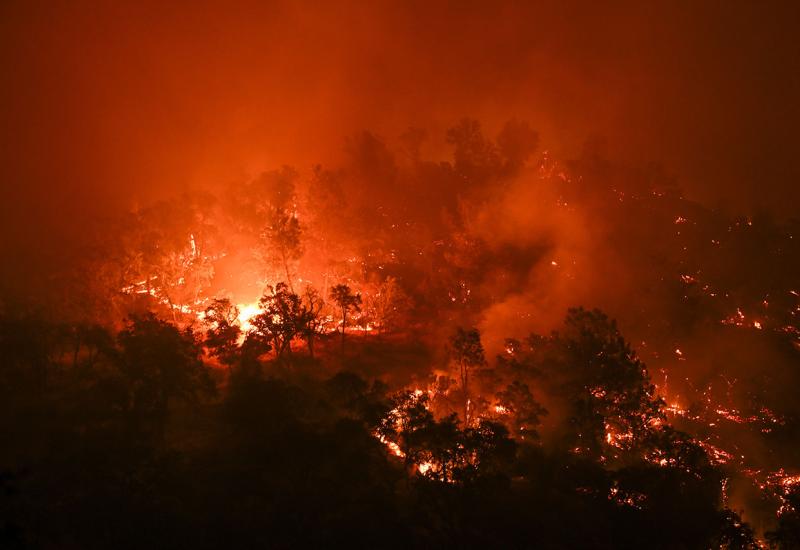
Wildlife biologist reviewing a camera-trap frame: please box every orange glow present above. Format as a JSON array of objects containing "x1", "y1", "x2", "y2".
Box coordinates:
[{"x1": 236, "y1": 302, "x2": 261, "y2": 334}]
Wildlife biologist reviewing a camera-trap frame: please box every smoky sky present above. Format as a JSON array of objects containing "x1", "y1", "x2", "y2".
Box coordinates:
[{"x1": 2, "y1": 0, "x2": 799, "y2": 256}]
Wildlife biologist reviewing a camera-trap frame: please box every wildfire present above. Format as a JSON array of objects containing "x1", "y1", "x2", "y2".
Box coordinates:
[
  {"x1": 608, "y1": 485, "x2": 646, "y2": 509},
  {"x1": 379, "y1": 437, "x2": 405, "y2": 459},
  {"x1": 696, "y1": 440, "x2": 734, "y2": 465},
  {"x1": 104, "y1": 174, "x2": 800, "y2": 534},
  {"x1": 604, "y1": 424, "x2": 634, "y2": 449},
  {"x1": 236, "y1": 301, "x2": 261, "y2": 333}
]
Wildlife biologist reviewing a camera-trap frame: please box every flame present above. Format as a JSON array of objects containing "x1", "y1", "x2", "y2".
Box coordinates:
[
  {"x1": 236, "y1": 301, "x2": 261, "y2": 333},
  {"x1": 604, "y1": 424, "x2": 634, "y2": 449}
]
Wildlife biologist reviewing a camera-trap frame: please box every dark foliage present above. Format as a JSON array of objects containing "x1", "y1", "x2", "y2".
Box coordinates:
[{"x1": 0, "y1": 307, "x2": 763, "y2": 548}]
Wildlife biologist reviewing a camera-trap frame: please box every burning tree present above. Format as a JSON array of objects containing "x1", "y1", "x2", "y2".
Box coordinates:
[
  {"x1": 361, "y1": 276, "x2": 412, "y2": 334},
  {"x1": 376, "y1": 389, "x2": 516, "y2": 483},
  {"x1": 116, "y1": 198, "x2": 218, "y2": 320},
  {"x1": 260, "y1": 208, "x2": 303, "y2": 290},
  {"x1": 494, "y1": 380, "x2": 548, "y2": 440},
  {"x1": 525, "y1": 308, "x2": 664, "y2": 461}
]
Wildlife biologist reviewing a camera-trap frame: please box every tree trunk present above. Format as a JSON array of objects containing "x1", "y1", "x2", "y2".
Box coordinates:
[
  {"x1": 341, "y1": 309, "x2": 347, "y2": 356},
  {"x1": 281, "y1": 248, "x2": 293, "y2": 292},
  {"x1": 72, "y1": 332, "x2": 81, "y2": 368},
  {"x1": 461, "y1": 363, "x2": 469, "y2": 427}
]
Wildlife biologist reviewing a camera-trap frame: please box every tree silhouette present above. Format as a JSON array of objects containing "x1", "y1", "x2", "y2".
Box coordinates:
[
  {"x1": 496, "y1": 118, "x2": 538, "y2": 174},
  {"x1": 261, "y1": 208, "x2": 302, "y2": 290},
  {"x1": 535, "y1": 308, "x2": 663, "y2": 460},
  {"x1": 239, "y1": 330, "x2": 272, "y2": 374},
  {"x1": 449, "y1": 327, "x2": 486, "y2": 426},
  {"x1": 299, "y1": 285, "x2": 324, "y2": 358},
  {"x1": 460, "y1": 419, "x2": 517, "y2": 482},
  {"x1": 330, "y1": 284, "x2": 361, "y2": 354},
  {"x1": 251, "y1": 283, "x2": 308, "y2": 360},
  {"x1": 203, "y1": 298, "x2": 242, "y2": 369},
  {"x1": 767, "y1": 484, "x2": 800, "y2": 549},
  {"x1": 377, "y1": 390, "x2": 517, "y2": 483},
  {"x1": 364, "y1": 276, "x2": 412, "y2": 334},
  {"x1": 114, "y1": 313, "x2": 214, "y2": 437},
  {"x1": 495, "y1": 381, "x2": 547, "y2": 440},
  {"x1": 446, "y1": 118, "x2": 500, "y2": 185},
  {"x1": 377, "y1": 389, "x2": 436, "y2": 472},
  {"x1": 711, "y1": 509, "x2": 758, "y2": 549}
]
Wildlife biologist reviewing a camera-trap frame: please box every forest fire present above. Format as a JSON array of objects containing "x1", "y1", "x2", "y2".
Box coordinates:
[
  {"x1": 235, "y1": 302, "x2": 261, "y2": 334},
  {"x1": 2, "y1": 2, "x2": 800, "y2": 548},
  {"x1": 90, "y1": 163, "x2": 800, "y2": 546},
  {"x1": 52, "y1": 139, "x2": 800, "y2": 546}
]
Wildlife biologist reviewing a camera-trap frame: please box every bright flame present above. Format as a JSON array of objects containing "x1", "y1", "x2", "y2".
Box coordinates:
[{"x1": 237, "y1": 302, "x2": 261, "y2": 333}]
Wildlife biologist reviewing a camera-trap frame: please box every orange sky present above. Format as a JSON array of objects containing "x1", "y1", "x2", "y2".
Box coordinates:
[{"x1": 2, "y1": 0, "x2": 799, "y2": 254}]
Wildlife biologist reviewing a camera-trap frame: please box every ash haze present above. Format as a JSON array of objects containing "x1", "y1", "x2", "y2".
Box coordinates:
[
  {"x1": 1, "y1": 2, "x2": 800, "y2": 548},
  {"x1": 3, "y1": 1, "x2": 799, "y2": 223}
]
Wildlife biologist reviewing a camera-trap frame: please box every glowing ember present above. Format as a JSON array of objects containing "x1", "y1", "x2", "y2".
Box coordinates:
[{"x1": 696, "y1": 440, "x2": 734, "y2": 465}]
